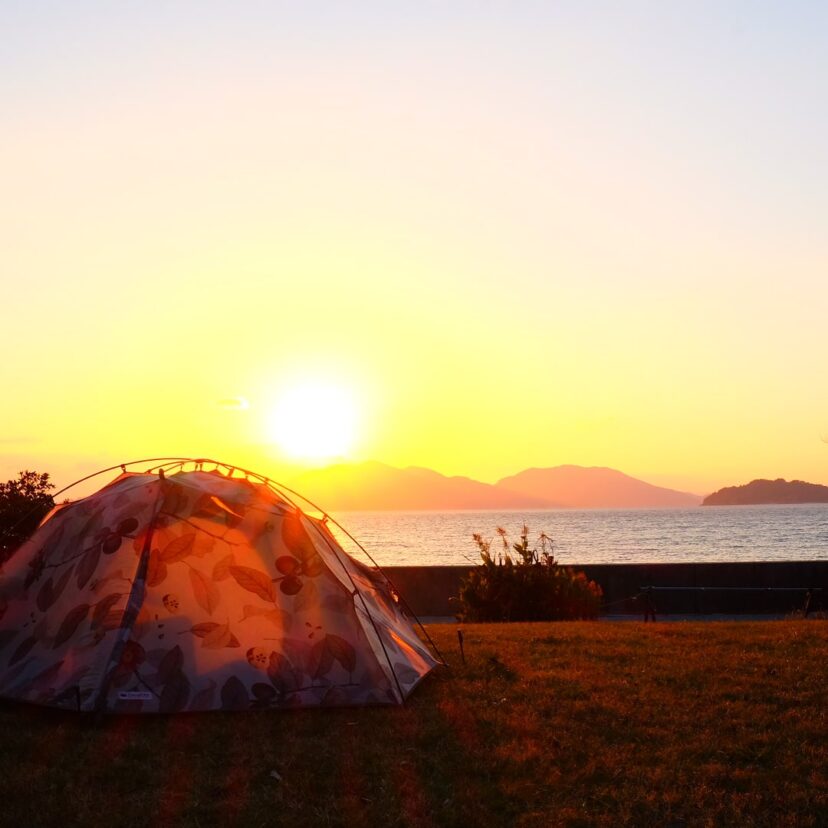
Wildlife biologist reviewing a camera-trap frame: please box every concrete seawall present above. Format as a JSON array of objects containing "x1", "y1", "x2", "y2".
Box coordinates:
[{"x1": 384, "y1": 561, "x2": 828, "y2": 617}]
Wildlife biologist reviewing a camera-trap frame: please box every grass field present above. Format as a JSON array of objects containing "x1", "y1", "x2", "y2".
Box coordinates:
[{"x1": 1, "y1": 620, "x2": 827, "y2": 827}]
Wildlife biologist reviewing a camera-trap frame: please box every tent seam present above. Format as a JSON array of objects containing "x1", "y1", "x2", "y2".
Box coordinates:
[
  {"x1": 307, "y1": 518, "x2": 407, "y2": 703},
  {"x1": 92, "y1": 480, "x2": 167, "y2": 714}
]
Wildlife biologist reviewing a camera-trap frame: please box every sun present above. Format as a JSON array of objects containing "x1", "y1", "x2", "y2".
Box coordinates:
[{"x1": 268, "y1": 381, "x2": 359, "y2": 462}]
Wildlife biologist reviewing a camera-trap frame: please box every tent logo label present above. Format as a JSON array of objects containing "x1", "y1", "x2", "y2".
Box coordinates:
[{"x1": 117, "y1": 691, "x2": 154, "y2": 701}]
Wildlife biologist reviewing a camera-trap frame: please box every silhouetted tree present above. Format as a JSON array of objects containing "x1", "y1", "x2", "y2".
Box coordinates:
[{"x1": 0, "y1": 471, "x2": 55, "y2": 564}]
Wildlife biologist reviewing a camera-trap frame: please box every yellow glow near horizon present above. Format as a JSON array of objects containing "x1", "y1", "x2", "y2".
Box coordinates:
[
  {"x1": 268, "y1": 382, "x2": 359, "y2": 462},
  {"x1": 2, "y1": 6, "x2": 828, "y2": 495}
]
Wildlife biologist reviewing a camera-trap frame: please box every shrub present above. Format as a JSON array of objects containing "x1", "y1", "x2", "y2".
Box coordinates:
[{"x1": 457, "y1": 525, "x2": 602, "y2": 621}]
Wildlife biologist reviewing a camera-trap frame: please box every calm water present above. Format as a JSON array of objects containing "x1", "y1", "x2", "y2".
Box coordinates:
[{"x1": 329, "y1": 505, "x2": 828, "y2": 567}]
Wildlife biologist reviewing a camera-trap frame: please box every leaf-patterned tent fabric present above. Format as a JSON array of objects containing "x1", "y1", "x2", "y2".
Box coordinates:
[{"x1": 0, "y1": 468, "x2": 438, "y2": 712}]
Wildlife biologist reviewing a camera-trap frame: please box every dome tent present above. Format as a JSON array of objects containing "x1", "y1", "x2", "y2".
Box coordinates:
[{"x1": 0, "y1": 459, "x2": 440, "y2": 713}]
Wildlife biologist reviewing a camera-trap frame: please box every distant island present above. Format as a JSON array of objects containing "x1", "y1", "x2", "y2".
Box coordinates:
[
  {"x1": 288, "y1": 461, "x2": 702, "y2": 511},
  {"x1": 703, "y1": 478, "x2": 828, "y2": 506}
]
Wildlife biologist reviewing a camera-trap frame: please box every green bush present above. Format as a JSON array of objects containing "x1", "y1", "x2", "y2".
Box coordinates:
[{"x1": 457, "y1": 525, "x2": 602, "y2": 621}]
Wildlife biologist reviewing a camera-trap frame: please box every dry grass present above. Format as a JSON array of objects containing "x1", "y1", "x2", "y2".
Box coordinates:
[{"x1": 1, "y1": 620, "x2": 827, "y2": 827}]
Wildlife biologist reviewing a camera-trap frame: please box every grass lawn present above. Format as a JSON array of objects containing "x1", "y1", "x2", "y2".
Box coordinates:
[{"x1": 1, "y1": 620, "x2": 827, "y2": 827}]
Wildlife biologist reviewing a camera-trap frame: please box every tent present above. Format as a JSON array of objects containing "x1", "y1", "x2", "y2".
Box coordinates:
[{"x1": 0, "y1": 460, "x2": 440, "y2": 712}]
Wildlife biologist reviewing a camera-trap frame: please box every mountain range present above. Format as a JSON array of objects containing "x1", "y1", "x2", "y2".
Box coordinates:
[{"x1": 288, "y1": 461, "x2": 702, "y2": 511}]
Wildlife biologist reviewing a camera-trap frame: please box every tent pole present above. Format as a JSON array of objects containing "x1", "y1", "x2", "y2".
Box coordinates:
[
  {"x1": 309, "y1": 521, "x2": 407, "y2": 703},
  {"x1": 264, "y1": 479, "x2": 446, "y2": 666},
  {"x1": 3, "y1": 455, "x2": 445, "y2": 666}
]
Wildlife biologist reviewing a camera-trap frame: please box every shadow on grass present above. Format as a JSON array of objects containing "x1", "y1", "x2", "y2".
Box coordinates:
[{"x1": 3, "y1": 621, "x2": 828, "y2": 827}]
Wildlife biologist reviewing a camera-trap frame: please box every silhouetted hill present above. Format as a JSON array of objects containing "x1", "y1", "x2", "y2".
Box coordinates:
[
  {"x1": 703, "y1": 478, "x2": 828, "y2": 506},
  {"x1": 287, "y1": 461, "x2": 702, "y2": 510},
  {"x1": 288, "y1": 461, "x2": 557, "y2": 511},
  {"x1": 496, "y1": 465, "x2": 701, "y2": 508}
]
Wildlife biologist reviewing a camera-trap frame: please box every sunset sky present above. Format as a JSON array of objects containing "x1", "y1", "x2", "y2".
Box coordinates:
[{"x1": 2, "y1": 2, "x2": 827, "y2": 496}]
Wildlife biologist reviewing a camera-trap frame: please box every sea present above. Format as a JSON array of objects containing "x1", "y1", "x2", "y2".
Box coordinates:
[{"x1": 328, "y1": 504, "x2": 828, "y2": 567}]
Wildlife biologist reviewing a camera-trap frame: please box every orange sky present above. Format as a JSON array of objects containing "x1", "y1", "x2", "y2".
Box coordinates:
[{"x1": 2, "y1": 4, "x2": 827, "y2": 497}]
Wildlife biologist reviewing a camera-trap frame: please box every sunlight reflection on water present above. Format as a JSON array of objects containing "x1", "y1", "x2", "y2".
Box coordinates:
[{"x1": 329, "y1": 504, "x2": 828, "y2": 566}]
